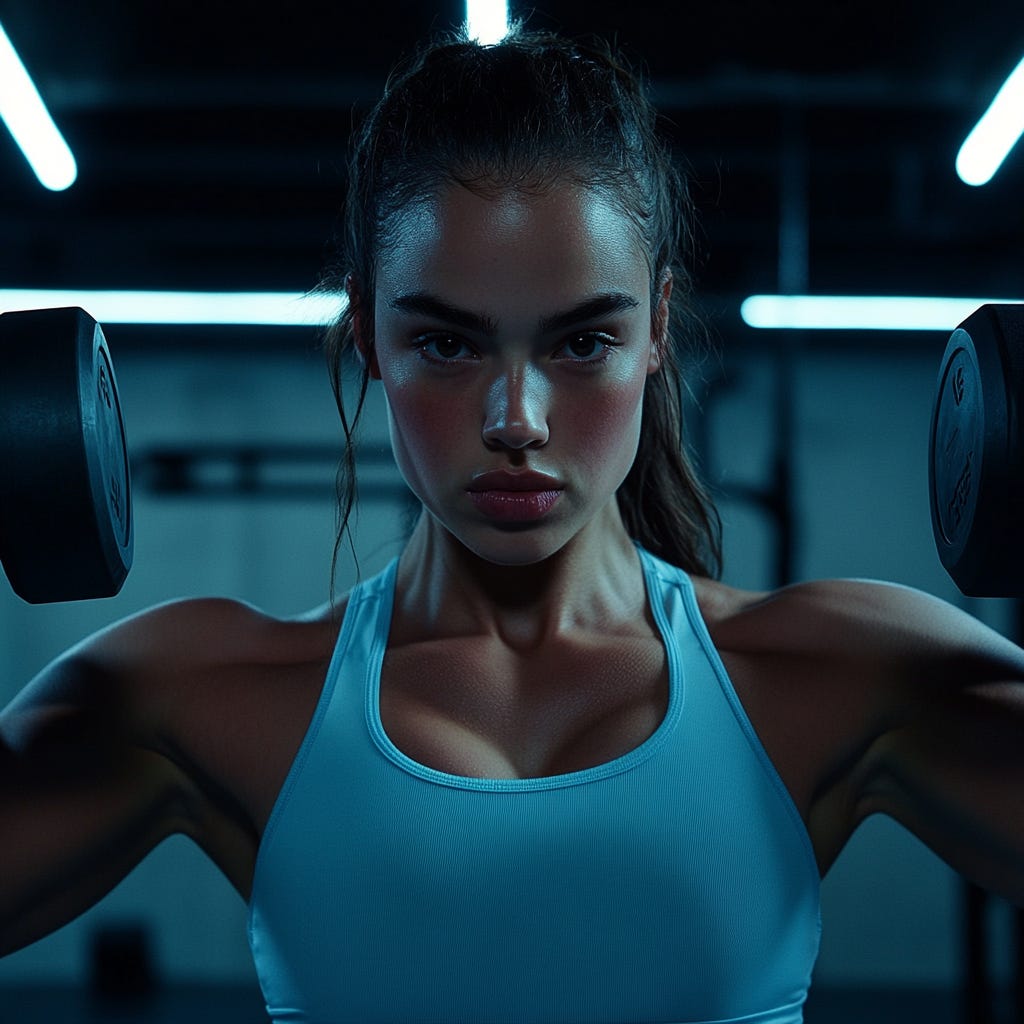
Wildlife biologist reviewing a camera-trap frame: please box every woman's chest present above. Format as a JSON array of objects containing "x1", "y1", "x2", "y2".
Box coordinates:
[
  {"x1": 377, "y1": 636, "x2": 670, "y2": 780},
  {"x1": 187, "y1": 619, "x2": 868, "y2": 892}
]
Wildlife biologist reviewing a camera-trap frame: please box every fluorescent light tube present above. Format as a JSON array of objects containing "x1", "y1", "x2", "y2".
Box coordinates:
[
  {"x1": 956, "y1": 54, "x2": 1024, "y2": 186},
  {"x1": 741, "y1": 295, "x2": 1022, "y2": 331},
  {"x1": 0, "y1": 290, "x2": 346, "y2": 326},
  {"x1": 0, "y1": 20, "x2": 77, "y2": 191},
  {"x1": 12, "y1": 289, "x2": 1018, "y2": 334},
  {"x1": 465, "y1": 0, "x2": 509, "y2": 45}
]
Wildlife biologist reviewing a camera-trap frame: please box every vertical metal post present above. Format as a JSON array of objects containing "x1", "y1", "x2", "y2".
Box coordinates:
[
  {"x1": 963, "y1": 882, "x2": 993, "y2": 1023},
  {"x1": 773, "y1": 106, "x2": 806, "y2": 589},
  {"x1": 1014, "y1": 903, "x2": 1024, "y2": 1024},
  {"x1": 1015, "y1": 601, "x2": 1024, "y2": 1023},
  {"x1": 778, "y1": 107, "x2": 810, "y2": 296}
]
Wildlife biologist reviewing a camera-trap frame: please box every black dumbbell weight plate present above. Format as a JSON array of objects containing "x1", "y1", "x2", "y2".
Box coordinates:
[
  {"x1": 0, "y1": 306, "x2": 133, "y2": 603},
  {"x1": 929, "y1": 304, "x2": 1024, "y2": 596}
]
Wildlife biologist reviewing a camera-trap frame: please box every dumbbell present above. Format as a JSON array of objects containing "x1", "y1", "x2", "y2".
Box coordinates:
[
  {"x1": 930, "y1": 303, "x2": 1024, "y2": 597},
  {"x1": 0, "y1": 307, "x2": 133, "y2": 603}
]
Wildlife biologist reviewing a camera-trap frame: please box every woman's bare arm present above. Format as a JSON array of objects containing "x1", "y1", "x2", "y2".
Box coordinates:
[
  {"x1": 766, "y1": 578, "x2": 1024, "y2": 906},
  {"x1": 0, "y1": 602, "x2": 232, "y2": 957},
  {"x1": 859, "y1": 590, "x2": 1024, "y2": 905}
]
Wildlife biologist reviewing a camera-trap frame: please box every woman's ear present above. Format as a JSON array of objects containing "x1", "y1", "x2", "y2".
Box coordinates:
[
  {"x1": 650, "y1": 268, "x2": 673, "y2": 373},
  {"x1": 346, "y1": 273, "x2": 381, "y2": 380}
]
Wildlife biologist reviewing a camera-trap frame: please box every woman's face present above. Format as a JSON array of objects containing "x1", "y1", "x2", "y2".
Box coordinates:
[{"x1": 361, "y1": 179, "x2": 667, "y2": 566}]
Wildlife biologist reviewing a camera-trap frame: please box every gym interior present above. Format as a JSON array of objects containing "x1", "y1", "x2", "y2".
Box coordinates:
[{"x1": 1, "y1": 2, "x2": 1022, "y2": 1021}]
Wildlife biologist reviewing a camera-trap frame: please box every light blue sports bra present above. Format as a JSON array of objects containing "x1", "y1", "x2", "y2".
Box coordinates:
[{"x1": 248, "y1": 542, "x2": 822, "y2": 1023}]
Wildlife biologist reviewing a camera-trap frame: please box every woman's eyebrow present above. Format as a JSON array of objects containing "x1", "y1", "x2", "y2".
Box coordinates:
[
  {"x1": 387, "y1": 293, "x2": 498, "y2": 335},
  {"x1": 386, "y1": 291, "x2": 640, "y2": 336},
  {"x1": 539, "y1": 293, "x2": 640, "y2": 334}
]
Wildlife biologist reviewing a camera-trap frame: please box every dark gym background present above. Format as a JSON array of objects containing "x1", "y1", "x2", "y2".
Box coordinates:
[{"x1": 1, "y1": 1, "x2": 1022, "y2": 1021}]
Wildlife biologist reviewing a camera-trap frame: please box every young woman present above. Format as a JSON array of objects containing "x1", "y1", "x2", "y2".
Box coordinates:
[{"x1": 2, "y1": 24, "x2": 1022, "y2": 1024}]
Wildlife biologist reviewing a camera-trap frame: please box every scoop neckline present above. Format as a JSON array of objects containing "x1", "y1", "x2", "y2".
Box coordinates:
[{"x1": 364, "y1": 543, "x2": 685, "y2": 791}]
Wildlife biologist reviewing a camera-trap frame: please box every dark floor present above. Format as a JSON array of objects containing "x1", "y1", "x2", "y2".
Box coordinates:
[
  {"x1": 806, "y1": 984, "x2": 1015, "y2": 1023},
  {"x1": 0, "y1": 984, "x2": 1014, "y2": 1023},
  {"x1": 0, "y1": 984, "x2": 266, "y2": 1023}
]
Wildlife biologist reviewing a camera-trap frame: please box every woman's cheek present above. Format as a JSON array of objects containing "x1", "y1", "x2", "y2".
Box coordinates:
[
  {"x1": 386, "y1": 386, "x2": 464, "y2": 477},
  {"x1": 574, "y1": 377, "x2": 647, "y2": 466}
]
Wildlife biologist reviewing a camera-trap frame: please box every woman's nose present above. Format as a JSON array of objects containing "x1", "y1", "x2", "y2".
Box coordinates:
[{"x1": 480, "y1": 364, "x2": 550, "y2": 450}]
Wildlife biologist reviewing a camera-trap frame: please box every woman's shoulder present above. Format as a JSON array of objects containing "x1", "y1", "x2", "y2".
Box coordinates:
[
  {"x1": 38, "y1": 593, "x2": 352, "y2": 759},
  {"x1": 76, "y1": 592, "x2": 349, "y2": 670},
  {"x1": 691, "y1": 572, "x2": 1022, "y2": 690},
  {"x1": 82, "y1": 593, "x2": 353, "y2": 842},
  {"x1": 2, "y1": 593, "x2": 355, "y2": 907}
]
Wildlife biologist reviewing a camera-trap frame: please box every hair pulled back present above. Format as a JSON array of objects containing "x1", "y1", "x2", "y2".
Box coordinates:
[{"x1": 319, "y1": 21, "x2": 722, "y2": 590}]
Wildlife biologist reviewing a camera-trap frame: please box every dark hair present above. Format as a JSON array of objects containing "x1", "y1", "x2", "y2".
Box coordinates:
[{"x1": 318, "y1": 21, "x2": 722, "y2": 594}]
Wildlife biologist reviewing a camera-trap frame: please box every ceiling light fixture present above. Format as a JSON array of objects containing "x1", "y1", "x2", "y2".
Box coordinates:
[
  {"x1": 740, "y1": 295, "x2": 1021, "y2": 331},
  {"x1": 465, "y1": 0, "x2": 510, "y2": 45},
  {"x1": 0, "y1": 20, "x2": 77, "y2": 191},
  {"x1": 956, "y1": 54, "x2": 1024, "y2": 186},
  {"x1": 0, "y1": 290, "x2": 346, "y2": 326}
]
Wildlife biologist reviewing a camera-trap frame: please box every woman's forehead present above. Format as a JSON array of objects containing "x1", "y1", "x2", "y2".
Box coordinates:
[{"x1": 376, "y1": 182, "x2": 650, "y2": 302}]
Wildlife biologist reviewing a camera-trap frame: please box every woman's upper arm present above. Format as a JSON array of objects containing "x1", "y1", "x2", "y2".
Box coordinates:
[
  {"x1": 822, "y1": 581, "x2": 1024, "y2": 905},
  {"x1": 0, "y1": 600, "x2": 237, "y2": 956},
  {"x1": 741, "y1": 576, "x2": 1024, "y2": 900}
]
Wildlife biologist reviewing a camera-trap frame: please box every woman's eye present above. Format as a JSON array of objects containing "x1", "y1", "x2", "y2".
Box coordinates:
[
  {"x1": 565, "y1": 333, "x2": 610, "y2": 362},
  {"x1": 415, "y1": 335, "x2": 472, "y2": 362},
  {"x1": 413, "y1": 332, "x2": 616, "y2": 367},
  {"x1": 560, "y1": 334, "x2": 616, "y2": 365}
]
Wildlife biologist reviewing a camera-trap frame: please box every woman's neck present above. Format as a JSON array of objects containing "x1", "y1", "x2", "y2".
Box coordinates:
[{"x1": 394, "y1": 502, "x2": 649, "y2": 653}]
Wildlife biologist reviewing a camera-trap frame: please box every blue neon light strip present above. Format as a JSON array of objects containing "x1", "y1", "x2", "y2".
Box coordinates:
[
  {"x1": 741, "y1": 295, "x2": 1021, "y2": 330},
  {"x1": 5, "y1": 289, "x2": 1021, "y2": 332},
  {"x1": 956, "y1": 54, "x2": 1024, "y2": 186},
  {"x1": 0, "y1": 20, "x2": 76, "y2": 191},
  {"x1": 0, "y1": 290, "x2": 346, "y2": 326}
]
